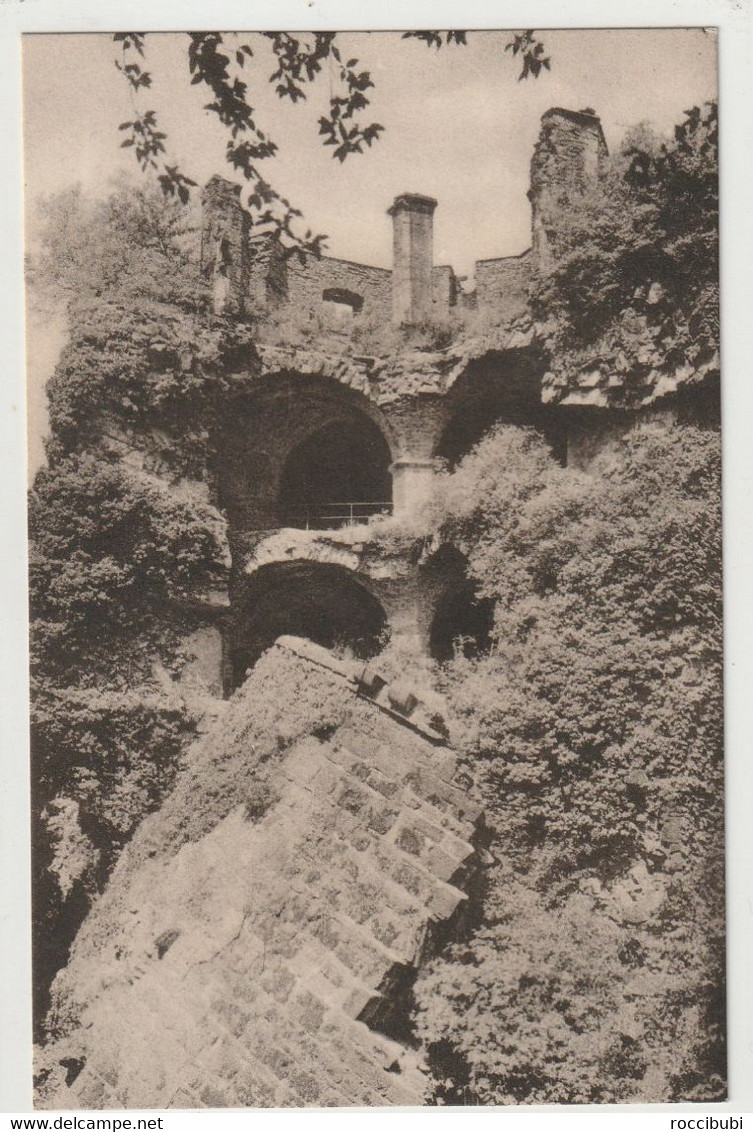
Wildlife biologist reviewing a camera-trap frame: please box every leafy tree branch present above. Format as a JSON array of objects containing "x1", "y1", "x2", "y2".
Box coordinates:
[{"x1": 113, "y1": 30, "x2": 550, "y2": 255}]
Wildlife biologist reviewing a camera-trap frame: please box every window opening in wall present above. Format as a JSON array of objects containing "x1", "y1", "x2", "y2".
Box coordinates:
[{"x1": 322, "y1": 287, "x2": 364, "y2": 318}]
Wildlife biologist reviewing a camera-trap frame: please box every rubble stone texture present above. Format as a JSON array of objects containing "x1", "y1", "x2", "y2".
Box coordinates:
[
  {"x1": 36, "y1": 639, "x2": 481, "y2": 1109},
  {"x1": 33, "y1": 102, "x2": 719, "y2": 1108}
]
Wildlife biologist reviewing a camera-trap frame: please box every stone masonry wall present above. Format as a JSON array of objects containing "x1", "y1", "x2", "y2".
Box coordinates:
[
  {"x1": 285, "y1": 254, "x2": 392, "y2": 322},
  {"x1": 201, "y1": 183, "x2": 460, "y2": 325},
  {"x1": 246, "y1": 234, "x2": 289, "y2": 309},
  {"x1": 36, "y1": 638, "x2": 482, "y2": 1110},
  {"x1": 474, "y1": 251, "x2": 532, "y2": 321}
]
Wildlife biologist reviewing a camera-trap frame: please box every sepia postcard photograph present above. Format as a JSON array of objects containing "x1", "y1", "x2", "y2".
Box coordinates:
[{"x1": 6, "y1": 10, "x2": 745, "y2": 1114}]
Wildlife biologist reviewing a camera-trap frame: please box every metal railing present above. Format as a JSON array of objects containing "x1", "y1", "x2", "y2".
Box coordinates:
[{"x1": 280, "y1": 501, "x2": 393, "y2": 530}]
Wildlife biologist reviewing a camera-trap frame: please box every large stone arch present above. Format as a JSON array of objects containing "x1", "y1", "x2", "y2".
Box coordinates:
[
  {"x1": 229, "y1": 559, "x2": 389, "y2": 689},
  {"x1": 218, "y1": 372, "x2": 397, "y2": 532}
]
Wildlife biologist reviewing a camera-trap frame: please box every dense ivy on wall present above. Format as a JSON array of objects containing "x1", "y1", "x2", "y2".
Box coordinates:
[
  {"x1": 532, "y1": 102, "x2": 718, "y2": 408},
  {"x1": 415, "y1": 422, "x2": 724, "y2": 1103},
  {"x1": 28, "y1": 97, "x2": 722, "y2": 1101}
]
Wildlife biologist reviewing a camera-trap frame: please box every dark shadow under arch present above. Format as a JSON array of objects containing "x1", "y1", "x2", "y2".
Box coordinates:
[
  {"x1": 230, "y1": 560, "x2": 389, "y2": 689},
  {"x1": 279, "y1": 416, "x2": 392, "y2": 529}
]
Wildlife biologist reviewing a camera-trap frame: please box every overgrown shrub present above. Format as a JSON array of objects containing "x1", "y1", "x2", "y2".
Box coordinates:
[
  {"x1": 253, "y1": 296, "x2": 466, "y2": 356},
  {"x1": 28, "y1": 104, "x2": 722, "y2": 1095},
  {"x1": 414, "y1": 422, "x2": 724, "y2": 1103}
]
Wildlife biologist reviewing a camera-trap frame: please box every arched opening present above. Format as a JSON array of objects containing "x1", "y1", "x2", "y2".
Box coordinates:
[
  {"x1": 230, "y1": 561, "x2": 389, "y2": 689},
  {"x1": 437, "y1": 353, "x2": 567, "y2": 469},
  {"x1": 279, "y1": 416, "x2": 392, "y2": 529},
  {"x1": 430, "y1": 580, "x2": 495, "y2": 662}
]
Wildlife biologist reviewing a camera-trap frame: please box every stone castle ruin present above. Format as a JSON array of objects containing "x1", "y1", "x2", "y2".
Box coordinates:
[
  {"x1": 174, "y1": 105, "x2": 711, "y2": 699},
  {"x1": 38, "y1": 638, "x2": 483, "y2": 1107},
  {"x1": 35, "y1": 107, "x2": 718, "y2": 1108}
]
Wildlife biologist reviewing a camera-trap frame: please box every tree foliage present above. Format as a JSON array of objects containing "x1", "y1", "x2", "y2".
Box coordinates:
[{"x1": 415, "y1": 422, "x2": 724, "y2": 1103}]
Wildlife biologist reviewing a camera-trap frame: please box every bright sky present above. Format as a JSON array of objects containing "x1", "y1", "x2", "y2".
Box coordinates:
[
  {"x1": 24, "y1": 29, "x2": 717, "y2": 272},
  {"x1": 22, "y1": 29, "x2": 717, "y2": 474}
]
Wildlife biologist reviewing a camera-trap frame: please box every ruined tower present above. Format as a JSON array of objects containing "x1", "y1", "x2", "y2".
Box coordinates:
[
  {"x1": 387, "y1": 192, "x2": 438, "y2": 325},
  {"x1": 529, "y1": 107, "x2": 608, "y2": 269}
]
